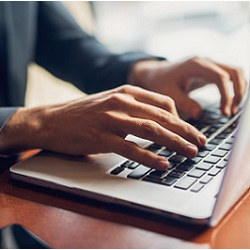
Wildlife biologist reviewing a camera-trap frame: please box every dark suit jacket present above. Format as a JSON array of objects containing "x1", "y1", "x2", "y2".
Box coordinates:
[{"x1": 0, "y1": 2, "x2": 163, "y2": 132}]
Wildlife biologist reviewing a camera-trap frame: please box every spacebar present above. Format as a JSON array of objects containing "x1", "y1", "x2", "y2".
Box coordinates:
[{"x1": 174, "y1": 177, "x2": 197, "y2": 190}]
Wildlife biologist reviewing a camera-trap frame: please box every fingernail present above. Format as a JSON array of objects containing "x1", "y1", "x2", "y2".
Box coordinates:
[
  {"x1": 198, "y1": 133, "x2": 207, "y2": 145},
  {"x1": 157, "y1": 158, "x2": 169, "y2": 170},
  {"x1": 185, "y1": 144, "x2": 198, "y2": 158}
]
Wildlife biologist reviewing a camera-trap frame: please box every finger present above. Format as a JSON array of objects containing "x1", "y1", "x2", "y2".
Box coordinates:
[
  {"x1": 116, "y1": 85, "x2": 179, "y2": 117},
  {"x1": 120, "y1": 117, "x2": 199, "y2": 159},
  {"x1": 168, "y1": 87, "x2": 203, "y2": 119},
  {"x1": 111, "y1": 136, "x2": 170, "y2": 170},
  {"x1": 213, "y1": 62, "x2": 246, "y2": 114},
  {"x1": 123, "y1": 99, "x2": 206, "y2": 147},
  {"x1": 188, "y1": 58, "x2": 233, "y2": 116}
]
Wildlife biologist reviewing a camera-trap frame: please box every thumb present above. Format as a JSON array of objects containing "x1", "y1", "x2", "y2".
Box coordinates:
[{"x1": 173, "y1": 88, "x2": 202, "y2": 119}]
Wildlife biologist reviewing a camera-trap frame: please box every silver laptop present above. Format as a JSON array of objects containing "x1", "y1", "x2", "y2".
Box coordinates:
[{"x1": 10, "y1": 88, "x2": 250, "y2": 227}]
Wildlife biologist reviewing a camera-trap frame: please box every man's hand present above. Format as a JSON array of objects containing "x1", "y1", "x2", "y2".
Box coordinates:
[
  {"x1": 0, "y1": 85, "x2": 206, "y2": 170},
  {"x1": 129, "y1": 57, "x2": 246, "y2": 118}
]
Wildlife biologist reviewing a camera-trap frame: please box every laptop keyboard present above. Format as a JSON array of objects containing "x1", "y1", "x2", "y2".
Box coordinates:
[{"x1": 109, "y1": 104, "x2": 242, "y2": 193}]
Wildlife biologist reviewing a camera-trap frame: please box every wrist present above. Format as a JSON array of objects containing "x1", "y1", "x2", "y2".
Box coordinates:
[
  {"x1": 0, "y1": 106, "x2": 49, "y2": 154},
  {"x1": 128, "y1": 60, "x2": 169, "y2": 89}
]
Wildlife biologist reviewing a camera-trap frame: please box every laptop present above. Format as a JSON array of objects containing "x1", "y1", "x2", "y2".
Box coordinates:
[{"x1": 9, "y1": 86, "x2": 250, "y2": 227}]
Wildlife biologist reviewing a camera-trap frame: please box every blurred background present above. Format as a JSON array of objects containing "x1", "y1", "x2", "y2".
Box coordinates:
[{"x1": 26, "y1": 1, "x2": 250, "y2": 107}]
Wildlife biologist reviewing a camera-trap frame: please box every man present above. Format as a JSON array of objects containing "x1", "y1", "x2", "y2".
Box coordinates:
[{"x1": 0, "y1": 2, "x2": 246, "y2": 170}]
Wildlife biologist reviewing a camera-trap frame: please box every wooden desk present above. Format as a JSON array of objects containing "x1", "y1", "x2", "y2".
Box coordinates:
[{"x1": 0, "y1": 162, "x2": 249, "y2": 249}]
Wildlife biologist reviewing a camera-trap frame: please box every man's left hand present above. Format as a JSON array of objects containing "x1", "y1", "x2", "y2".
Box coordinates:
[{"x1": 129, "y1": 57, "x2": 246, "y2": 119}]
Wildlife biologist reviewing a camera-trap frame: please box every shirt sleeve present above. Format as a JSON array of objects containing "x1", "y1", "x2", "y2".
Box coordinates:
[
  {"x1": 0, "y1": 107, "x2": 18, "y2": 132},
  {"x1": 0, "y1": 107, "x2": 19, "y2": 158},
  {"x1": 34, "y1": 2, "x2": 165, "y2": 94}
]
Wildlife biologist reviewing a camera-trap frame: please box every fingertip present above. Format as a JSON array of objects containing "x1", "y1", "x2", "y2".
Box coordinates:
[
  {"x1": 232, "y1": 105, "x2": 238, "y2": 115},
  {"x1": 222, "y1": 105, "x2": 231, "y2": 117},
  {"x1": 185, "y1": 144, "x2": 198, "y2": 158},
  {"x1": 156, "y1": 158, "x2": 169, "y2": 170}
]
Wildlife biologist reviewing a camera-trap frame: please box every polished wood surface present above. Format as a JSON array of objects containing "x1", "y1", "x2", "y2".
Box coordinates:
[{"x1": 0, "y1": 160, "x2": 249, "y2": 249}]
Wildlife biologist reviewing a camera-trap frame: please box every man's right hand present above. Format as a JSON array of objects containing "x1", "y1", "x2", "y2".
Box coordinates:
[{"x1": 0, "y1": 85, "x2": 206, "y2": 170}]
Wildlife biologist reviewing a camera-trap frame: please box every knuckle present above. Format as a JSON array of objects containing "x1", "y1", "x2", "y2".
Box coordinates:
[
  {"x1": 165, "y1": 96, "x2": 176, "y2": 111},
  {"x1": 140, "y1": 120, "x2": 158, "y2": 136},
  {"x1": 119, "y1": 84, "x2": 135, "y2": 94},
  {"x1": 234, "y1": 66, "x2": 244, "y2": 76},
  {"x1": 218, "y1": 72, "x2": 230, "y2": 83},
  {"x1": 189, "y1": 56, "x2": 203, "y2": 64},
  {"x1": 107, "y1": 93, "x2": 126, "y2": 108},
  {"x1": 159, "y1": 111, "x2": 172, "y2": 127},
  {"x1": 171, "y1": 134, "x2": 182, "y2": 147},
  {"x1": 166, "y1": 96, "x2": 175, "y2": 106}
]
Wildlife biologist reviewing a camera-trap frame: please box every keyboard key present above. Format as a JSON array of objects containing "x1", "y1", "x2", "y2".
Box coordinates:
[
  {"x1": 219, "y1": 143, "x2": 231, "y2": 151},
  {"x1": 226, "y1": 137, "x2": 234, "y2": 144},
  {"x1": 121, "y1": 160, "x2": 131, "y2": 168},
  {"x1": 127, "y1": 165, "x2": 151, "y2": 179},
  {"x1": 206, "y1": 117, "x2": 218, "y2": 124},
  {"x1": 146, "y1": 147, "x2": 159, "y2": 153},
  {"x1": 212, "y1": 149, "x2": 228, "y2": 157},
  {"x1": 143, "y1": 175, "x2": 177, "y2": 186},
  {"x1": 168, "y1": 154, "x2": 185, "y2": 163},
  {"x1": 168, "y1": 170, "x2": 185, "y2": 179},
  {"x1": 185, "y1": 157, "x2": 202, "y2": 165},
  {"x1": 224, "y1": 154, "x2": 230, "y2": 161},
  {"x1": 215, "y1": 133, "x2": 228, "y2": 139},
  {"x1": 149, "y1": 169, "x2": 168, "y2": 179},
  {"x1": 146, "y1": 143, "x2": 162, "y2": 150},
  {"x1": 204, "y1": 156, "x2": 220, "y2": 164},
  {"x1": 202, "y1": 144, "x2": 216, "y2": 151},
  {"x1": 219, "y1": 117, "x2": 230, "y2": 123},
  {"x1": 196, "y1": 162, "x2": 213, "y2": 171},
  {"x1": 225, "y1": 126, "x2": 234, "y2": 133},
  {"x1": 200, "y1": 175, "x2": 213, "y2": 184},
  {"x1": 212, "y1": 122, "x2": 224, "y2": 129},
  {"x1": 190, "y1": 156, "x2": 202, "y2": 164},
  {"x1": 208, "y1": 168, "x2": 221, "y2": 176},
  {"x1": 128, "y1": 161, "x2": 140, "y2": 169},
  {"x1": 187, "y1": 169, "x2": 206, "y2": 178},
  {"x1": 110, "y1": 166, "x2": 125, "y2": 175},
  {"x1": 206, "y1": 127, "x2": 217, "y2": 134},
  {"x1": 161, "y1": 176, "x2": 178, "y2": 186},
  {"x1": 207, "y1": 113, "x2": 220, "y2": 119},
  {"x1": 176, "y1": 163, "x2": 194, "y2": 171},
  {"x1": 143, "y1": 175, "x2": 163, "y2": 185},
  {"x1": 191, "y1": 183, "x2": 204, "y2": 192},
  {"x1": 168, "y1": 161, "x2": 177, "y2": 170},
  {"x1": 209, "y1": 138, "x2": 223, "y2": 145},
  {"x1": 174, "y1": 177, "x2": 197, "y2": 190},
  {"x1": 216, "y1": 160, "x2": 227, "y2": 169},
  {"x1": 197, "y1": 150, "x2": 209, "y2": 158},
  {"x1": 158, "y1": 149, "x2": 173, "y2": 157},
  {"x1": 231, "y1": 121, "x2": 238, "y2": 128}
]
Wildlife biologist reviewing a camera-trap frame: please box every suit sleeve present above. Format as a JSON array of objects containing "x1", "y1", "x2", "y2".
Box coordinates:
[{"x1": 34, "y1": 2, "x2": 165, "y2": 94}]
